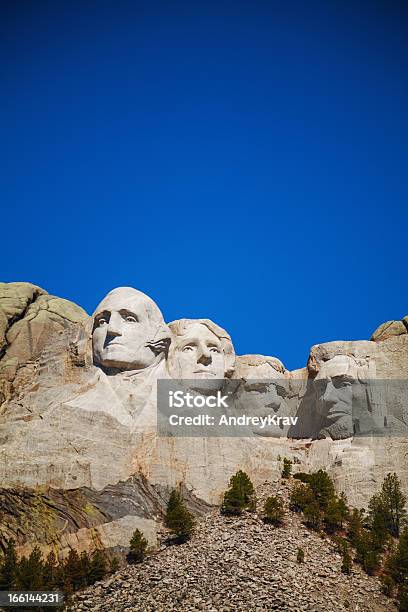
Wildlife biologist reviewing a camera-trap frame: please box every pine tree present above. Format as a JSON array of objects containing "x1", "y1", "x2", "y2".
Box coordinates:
[
  {"x1": 0, "y1": 539, "x2": 18, "y2": 590},
  {"x1": 165, "y1": 490, "x2": 195, "y2": 543},
  {"x1": 44, "y1": 550, "x2": 59, "y2": 590},
  {"x1": 354, "y1": 530, "x2": 382, "y2": 575},
  {"x1": 324, "y1": 493, "x2": 350, "y2": 534},
  {"x1": 221, "y1": 471, "x2": 256, "y2": 515},
  {"x1": 387, "y1": 525, "x2": 408, "y2": 585},
  {"x1": 128, "y1": 529, "x2": 148, "y2": 563},
  {"x1": 282, "y1": 458, "x2": 292, "y2": 479},
  {"x1": 324, "y1": 497, "x2": 343, "y2": 534},
  {"x1": 347, "y1": 508, "x2": 365, "y2": 546},
  {"x1": 376, "y1": 473, "x2": 407, "y2": 538},
  {"x1": 380, "y1": 574, "x2": 395, "y2": 597},
  {"x1": 64, "y1": 548, "x2": 85, "y2": 590},
  {"x1": 88, "y1": 549, "x2": 107, "y2": 584},
  {"x1": 289, "y1": 483, "x2": 314, "y2": 512},
  {"x1": 16, "y1": 546, "x2": 44, "y2": 590},
  {"x1": 263, "y1": 496, "x2": 284, "y2": 525},
  {"x1": 341, "y1": 543, "x2": 352, "y2": 575},
  {"x1": 80, "y1": 550, "x2": 90, "y2": 585},
  {"x1": 308, "y1": 470, "x2": 336, "y2": 511},
  {"x1": 221, "y1": 486, "x2": 244, "y2": 515},
  {"x1": 303, "y1": 500, "x2": 321, "y2": 531},
  {"x1": 337, "y1": 492, "x2": 350, "y2": 528}
]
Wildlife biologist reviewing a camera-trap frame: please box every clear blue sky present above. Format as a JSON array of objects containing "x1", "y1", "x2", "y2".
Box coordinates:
[{"x1": 2, "y1": 1, "x2": 407, "y2": 370}]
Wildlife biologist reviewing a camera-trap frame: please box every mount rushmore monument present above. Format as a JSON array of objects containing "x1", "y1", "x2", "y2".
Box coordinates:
[{"x1": 0, "y1": 281, "x2": 408, "y2": 558}]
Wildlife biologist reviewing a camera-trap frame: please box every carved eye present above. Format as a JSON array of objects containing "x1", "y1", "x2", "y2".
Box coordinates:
[
  {"x1": 182, "y1": 346, "x2": 194, "y2": 352},
  {"x1": 210, "y1": 347, "x2": 221, "y2": 353},
  {"x1": 125, "y1": 315, "x2": 137, "y2": 323},
  {"x1": 98, "y1": 318, "x2": 108, "y2": 327}
]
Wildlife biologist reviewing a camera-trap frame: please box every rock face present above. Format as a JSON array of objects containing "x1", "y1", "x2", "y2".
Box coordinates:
[
  {"x1": 70, "y1": 481, "x2": 396, "y2": 612},
  {"x1": 0, "y1": 282, "x2": 88, "y2": 409},
  {"x1": 371, "y1": 317, "x2": 408, "y2": 341},
  {"x1": 0, "y1": 281, "x2": 407, "y2": 560}
]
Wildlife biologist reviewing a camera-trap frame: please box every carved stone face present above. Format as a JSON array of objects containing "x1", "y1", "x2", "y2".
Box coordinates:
[
  {"x1": 314, "y1": 355, "x2": 355, "y2": 439},
  {"x1": 169, "y1": 322, "x2": 226, "y2": 380},
  {"x1": 92, "y1": 287, "x2": 167, "y2": 372}
]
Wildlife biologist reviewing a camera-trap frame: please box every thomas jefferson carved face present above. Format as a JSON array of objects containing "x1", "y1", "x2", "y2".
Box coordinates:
[
  {"x1": 169, "y1": 323, "x2": 225, "y2": 379},
  {"x1": 168, "y1": 319, "x2": 235, "y2": 390},
  {"x1": 92, "y1": 287, "x2": 168, "y2": 372}
]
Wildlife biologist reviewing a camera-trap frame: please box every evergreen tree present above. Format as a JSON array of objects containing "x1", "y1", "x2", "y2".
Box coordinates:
[
  {"x1": 370, "y1": 473, "x2": 407, "y2": 538},
  {"x1": 293, "y1": 472, "x2": 312, "y2": 483},
  {"x1": 230, "y1": 470, "x2": 256, "y2": 510},
  {"x1": 221, "y1": 487, "x2": 244, "y2": 515},
  {"x1": 282, "y1": 458, "x2": 292, "y2": 479},
  {"x1": 324, "y1": 493, "x2": 350, "y2": 534},
  {"x1": 341, "y1": 543, "x2": 352, "y2": 575},
  {"x1": 221, "y1": 471, "x2": 256, "y2": 515},
  {"x1": 354, "y1": 530, "x2": 382, "y2": 575},
  {"x1": 0, "y1": 539, "x2": 18, "y2": 590},
  {"x1": 337, "y1": 492, "x2": 350, "y2": 528},
  {"x1": 303, "y1": 500, "x2": 321, "y2": 531},
  {"x1": 80, "y1": 550, "x2": 90, "y2": 585},
  {"x1": 165, "y1": 489, "x2": 195, "y2": 542},
  {"x1": 263, "y1": 496, "x2": 284, "y2": 525},
  {"x1": 17, "y1": 546, "x2": 44, "y2": 590},
  {"x1": 65, "y1": 548, "x2": 86, "y2": 590},
  {"x1": 380, "y1": 574, "x2": 395, "y2": 597},
  {"x1": 289, "y1": 483, "x2": 314, "y2": 513},
  {"x1": 44, "y1": 550, "x2": 59, "y2": 590},
  {"x1": 62, "y1": 577, "x2": 74, "y2": 605},
  {"x1": 347, "y1": 508, "x2": 365, "y2": 546},
  {"x1": 128, "y1": 529, "x2": 148, "y2": 563},
  {"x1": 88, "y1": 549, "x2": 107, "y2": 584},
  {"x1": 308, "y1": 470, "x2": 336, "y2": 511},
  {"x1": 387, "y1": 526, "x2": 408, "y2": 585}
]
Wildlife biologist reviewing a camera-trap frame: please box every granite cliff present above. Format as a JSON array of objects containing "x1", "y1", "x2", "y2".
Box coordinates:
[{"x1": 0, "y1": 281, "x2": 407, "y2": 560}]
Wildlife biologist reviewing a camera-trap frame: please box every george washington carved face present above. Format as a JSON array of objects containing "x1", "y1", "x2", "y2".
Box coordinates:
[{"x1": 92, "y1": 287, "x2": 169, "y2": 372}]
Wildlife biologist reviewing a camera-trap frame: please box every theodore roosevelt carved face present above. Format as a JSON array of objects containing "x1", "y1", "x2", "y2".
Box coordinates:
[{"x1": 92, "y1": 287, "x2": 169, "y2": 372}]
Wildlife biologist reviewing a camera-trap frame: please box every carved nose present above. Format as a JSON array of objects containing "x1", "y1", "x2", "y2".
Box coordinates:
[
  {"x1": 197, "y1": 345, "x2": 211, "y2": 365},
  {"x1": 106, "y1": 314, "x2": 123, "y2": 337},
  {"x1": 107, "y1": 327, "x2": 122, "y2": 338}
]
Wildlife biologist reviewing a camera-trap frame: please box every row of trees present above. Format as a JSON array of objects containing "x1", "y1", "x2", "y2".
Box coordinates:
[
  {"x1": 0, "y1": 488, "x2": 197, "y2": 607},
  {"x1": 0, "y1": 542, "x2": 115, "y2": 601},
  {"x1": 219, "y1": 463, "x2": 408, "y2": 611},
  {"x1": 2, "y1": 469, "x2": 408, "y2": 609},
  {"x1": 285, "y1": 466, "x2": 408, "y2": 611}
]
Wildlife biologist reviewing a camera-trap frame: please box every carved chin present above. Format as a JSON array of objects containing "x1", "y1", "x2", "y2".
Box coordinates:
[{"x1": 318, "y1": 417, "x2": 354, "y2": 440}]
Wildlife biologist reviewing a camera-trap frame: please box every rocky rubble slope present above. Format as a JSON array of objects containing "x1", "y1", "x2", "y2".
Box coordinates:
[{"x1": 69, "y1": 481, "x2": 396, "y2": 612}]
